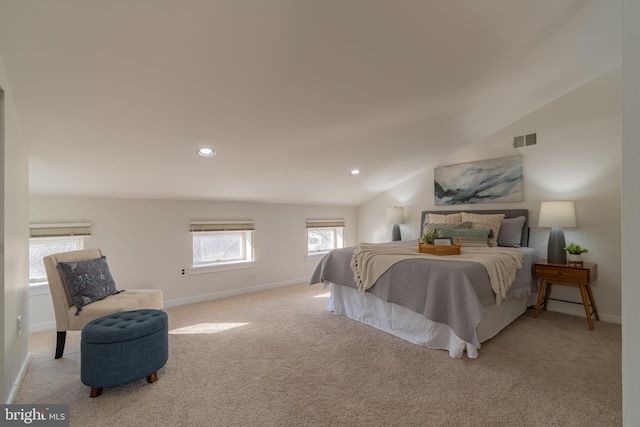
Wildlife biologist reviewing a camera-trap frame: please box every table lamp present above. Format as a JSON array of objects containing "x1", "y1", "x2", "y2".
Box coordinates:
[
  {"x1": 538, "y1": 201, "x2": 576, "y2": 264},
  {"x1": 387, "y1": 207, "x2": 405, "y2": 241}
]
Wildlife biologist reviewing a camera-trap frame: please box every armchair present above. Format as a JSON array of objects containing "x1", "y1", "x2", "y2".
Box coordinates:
[{"x1": 44, "y1": 248, "x2": 163, "y2": 359}]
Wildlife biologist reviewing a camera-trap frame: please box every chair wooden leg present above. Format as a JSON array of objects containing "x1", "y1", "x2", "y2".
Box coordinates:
[
  {"x1": 146, "y1": 372, "x2": 158, "y2": 383},
  {"x1": 90, "y1": 387, "x2": 103, "y2": 398},
  {"x1": 55, "y1": 331, "x2": 66, "y2": 359}
]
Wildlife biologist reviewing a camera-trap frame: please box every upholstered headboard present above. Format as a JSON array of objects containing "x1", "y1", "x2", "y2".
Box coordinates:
[{"x1": 420, "y1": 209, "x2": 530, "y2": 247}]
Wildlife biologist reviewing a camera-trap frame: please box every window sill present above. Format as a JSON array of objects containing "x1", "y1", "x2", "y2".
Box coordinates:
[
  {"x1": 306, "y1": 252, "x2": 328, "y2": 262},
  {"x1": 29, "y1": 282, "x2": 51, "y2": 296},
  {"x1": 188, "y1": 261, "x2": 255, "y2": 276}
]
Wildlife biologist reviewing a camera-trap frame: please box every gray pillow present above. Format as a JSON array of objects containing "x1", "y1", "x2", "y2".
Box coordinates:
[
  {"x1": 437, "y1": 227, "x2": 493, "y2": 247},
  {"x1": 57, "y1": 256, "x2": 122, "y2": 315},
  {"x1": 497, "y1": 216, "x2": 526, "y2": 247}
]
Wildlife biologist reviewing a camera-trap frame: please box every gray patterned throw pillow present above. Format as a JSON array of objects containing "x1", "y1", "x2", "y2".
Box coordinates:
[
  {"x1": 57, "y1": 256, "x2": 122, "y2": 315},
  {"x1": 437, "y1": 227, "x2": 493, "y2": 247},
  {"x1": 423, "y1": 221, "x2": 472, "y2": 235}
]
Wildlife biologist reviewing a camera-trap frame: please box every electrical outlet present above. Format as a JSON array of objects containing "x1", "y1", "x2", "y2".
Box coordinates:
[
  {"x1": 180, "y1": 268, "x2": 186, "y2": 276},
  {"x1": 17, "y1": 315, "x2": 21, "y2": 337}
]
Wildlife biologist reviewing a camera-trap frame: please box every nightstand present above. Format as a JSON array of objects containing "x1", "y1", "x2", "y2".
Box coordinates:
[{"x1": 532, "y1": 259, "x2": 599, "y2": 330}]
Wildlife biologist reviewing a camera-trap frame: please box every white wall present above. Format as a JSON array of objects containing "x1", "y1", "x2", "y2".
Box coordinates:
[
  {"x1": 622, "y1": 0, "x2": 640, "y2": 423},
  {"x1": 357, "y1": 67, "x2": 622, "y2": 323},
  {"x1": 0, "y1": 53, "x2": 30, "y2": 403},
  {"x1": 28, "y1": 196, "x2": 355, "y2": 330},
  {"x1": 6, "y1": 17, "x2": 639, "y2": 424}
]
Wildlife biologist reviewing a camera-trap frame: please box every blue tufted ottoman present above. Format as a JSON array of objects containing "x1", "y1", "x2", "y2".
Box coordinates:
[{"x1": 81, "y1": 309, "x2": 168, "y2": 397}]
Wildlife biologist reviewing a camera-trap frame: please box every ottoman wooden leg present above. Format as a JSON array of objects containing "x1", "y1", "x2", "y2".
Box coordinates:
[
  {"x1": 90, "y1": 387, "x2": 103, "y2": 398},
  {"x1": 146, "y1": 372, "x2": 158, "y2": 383}
]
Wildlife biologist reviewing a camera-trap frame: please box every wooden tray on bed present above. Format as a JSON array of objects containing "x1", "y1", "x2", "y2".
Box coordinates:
[{"x1": 418, "y1": 239, "x2": 461, "y2": 255}]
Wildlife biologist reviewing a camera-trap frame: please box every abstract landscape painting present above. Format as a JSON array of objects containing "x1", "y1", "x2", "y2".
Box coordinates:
[{"x1": 434, "y1": 156, "x2": 523, "y2": 205}]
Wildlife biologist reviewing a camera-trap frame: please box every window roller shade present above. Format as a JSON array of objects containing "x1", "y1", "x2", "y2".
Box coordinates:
[
  {"x1": 306, "y1": 219, "x2": 346, "y2": 228},
  {"x1": 189, "y1": 220, "x2": 255, "y2": 232},
  {"x1": 29, "y1": 223, "x2": 92, "y2": 238}
]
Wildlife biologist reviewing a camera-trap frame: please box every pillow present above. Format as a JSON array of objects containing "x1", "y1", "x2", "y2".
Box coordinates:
[
  {"x1": 427, "y1": 213, "x2": 462, "y2": 224},
  {"x1": 57, "y1": 256, "x2": 122, "y2": 315},
  {"x1": 423, "y1": 221, "x2": 472, "y2": 235},
  {"x1": 461, "y1": 212, "x2": 505, "y2": 247},
  {"x1": 497, "y1": 216, "x2": 526, "y2": 247},
  {"x1": 436, "y1": 227, "x2": 492, "y2": 247}
]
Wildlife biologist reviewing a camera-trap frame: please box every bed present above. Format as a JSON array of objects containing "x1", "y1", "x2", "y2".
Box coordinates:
[{"x1": 308, "y1": 209, "x2": 539, "y2": 358}]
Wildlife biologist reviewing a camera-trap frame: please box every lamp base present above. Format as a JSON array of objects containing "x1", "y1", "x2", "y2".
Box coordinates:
[
  {"x1": 547, "y1": 227, "x2": 567, "y2": 264},
  {"x1": 391, "y1": 224, "x2": 401, "y2": 241}
]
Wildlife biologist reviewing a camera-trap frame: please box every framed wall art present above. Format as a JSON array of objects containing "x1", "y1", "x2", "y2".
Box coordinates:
[{"x1": 434, "y1": 155, "x2": 523, "y2": 206}]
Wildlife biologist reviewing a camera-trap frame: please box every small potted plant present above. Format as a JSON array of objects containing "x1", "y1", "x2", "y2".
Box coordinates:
[
  {"x1": 422, "y1": 230, "x2": 439, "y2": 245},
  {"x1": 565, "y1": 243, "x2": 589, "y2": 264}
]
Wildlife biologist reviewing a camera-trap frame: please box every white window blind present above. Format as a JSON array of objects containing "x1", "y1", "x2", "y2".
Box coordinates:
[
  {"x1": 305, "y1": 219, "x2": 345, "y2": 229},
  {"x1": 29, "y1": 223, "x2": 92, "y2": 238},
  {"x1": 189, "y1": 220, "x2": 255, "y2": 232}
]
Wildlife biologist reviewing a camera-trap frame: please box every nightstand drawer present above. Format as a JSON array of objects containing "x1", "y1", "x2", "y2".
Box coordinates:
[{"x1": 534, "y1": 265, "x2": 590, "y2": 282}]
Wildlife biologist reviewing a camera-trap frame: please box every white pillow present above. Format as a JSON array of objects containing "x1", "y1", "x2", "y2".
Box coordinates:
[
  {"x1": 460, "y1": 212, "x2": 505, "y2": 247},
  {"x1": 428, "y1": 213, "x2": 462, "y2": 224}
]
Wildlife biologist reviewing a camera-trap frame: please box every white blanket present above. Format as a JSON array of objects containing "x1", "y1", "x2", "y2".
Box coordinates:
[{"x1": 350, "y1": 244, "x2": 523, "y2": 304}]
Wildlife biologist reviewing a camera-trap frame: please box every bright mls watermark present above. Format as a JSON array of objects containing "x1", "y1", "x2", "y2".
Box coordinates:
[{"x1": 1, "y1": 405, "x2": 69, "y2": 426}]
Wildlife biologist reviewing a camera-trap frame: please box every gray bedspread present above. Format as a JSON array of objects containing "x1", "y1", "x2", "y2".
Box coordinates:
[{"x1": 308, "y1": 240, "x2": 539, "y2": 347}]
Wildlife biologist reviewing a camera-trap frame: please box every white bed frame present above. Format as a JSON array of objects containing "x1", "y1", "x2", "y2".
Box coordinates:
[{"x1": 328, "y1": 282, "x2": 528, "y2": 358}]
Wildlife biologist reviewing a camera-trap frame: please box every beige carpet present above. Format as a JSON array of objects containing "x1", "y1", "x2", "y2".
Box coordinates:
[{"x1": 16, "y1": 283, "x2": 621, "y2": 426}]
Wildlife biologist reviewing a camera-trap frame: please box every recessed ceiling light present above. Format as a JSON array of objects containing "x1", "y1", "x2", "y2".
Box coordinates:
[
  {"x1": 197, "y1": 148, "x2": 216, "y2": 158},
  {"x1": 349, "y1": 169, "x2": 360, "y2": 176}
]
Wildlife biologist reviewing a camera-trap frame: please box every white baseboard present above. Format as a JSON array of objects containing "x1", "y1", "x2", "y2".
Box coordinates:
[
  {"x1": 6, "y1": 352, "x2": 31, "y2": 404},
  {"x1": 31, "y1": 279, "x2": 619, "y2": 331},
  {"x1": 29, "y1": 278, "x2": 310, "y2": 332},
  {"x1": 544, "y1": 300, "x2": 621, "y2": 324},
  {"x1": 162, "y1": 277, "x2": 308, "y2": 308},
  {"x1": 29, "y1": 321, "x2": 57, "y2": 334}
]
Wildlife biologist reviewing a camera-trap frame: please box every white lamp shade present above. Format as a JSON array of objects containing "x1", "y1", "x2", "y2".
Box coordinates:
[
  {"x1": 387, "y1": 207, "x2": 405, "y2": 225},
  {"x1": 538, "y1": 201, "x2": 576, "y2": 228}
]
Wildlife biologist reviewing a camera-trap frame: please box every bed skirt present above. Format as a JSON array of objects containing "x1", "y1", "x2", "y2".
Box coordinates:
[{"x1": 327, "y1": 282, "x2": 528, "y2": 359}]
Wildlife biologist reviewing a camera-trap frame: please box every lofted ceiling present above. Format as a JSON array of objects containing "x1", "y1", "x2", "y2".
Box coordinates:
[{"x1": 0, "y1": 0, "x2": 621, "y2": 206}]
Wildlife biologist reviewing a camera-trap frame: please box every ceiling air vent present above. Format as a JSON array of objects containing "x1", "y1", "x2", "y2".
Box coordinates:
[{"x1": 513, "y1": 132, "x2": 537, "y2": 148}]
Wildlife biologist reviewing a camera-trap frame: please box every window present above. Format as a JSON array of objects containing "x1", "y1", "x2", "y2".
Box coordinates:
[
  {"x1": 306, "y1": 219, "x2": 345, "y2": 257},
  {"x1": 189, "y1": 221, "x2": 254, "y2": 273},
  {"x1": 29, "y1": 237, "x2": 85, "y2": 284},
  {"x1": 28, "y1": 223, "x2": 91, "y2": 286},
  {"x1": 192, "y1": 231, "x2": 252, "y2": 265}
]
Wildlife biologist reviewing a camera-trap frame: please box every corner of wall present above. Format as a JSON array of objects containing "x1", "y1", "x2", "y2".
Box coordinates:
[{"x1": 1, "y1": 52, "x2": 30, "y2": 404}]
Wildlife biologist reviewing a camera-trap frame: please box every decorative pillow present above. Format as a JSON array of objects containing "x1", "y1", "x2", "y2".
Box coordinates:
[
  {"x1": 57, "y1": 256, "x2": 122, "y2": 315},
  {"x1": 437, "y1": 227, "x2": 492, "y2": 247},
  {"x1": 460, "y1": 212, "x2": 505, "y2": 247},
  {"x1": 427, "y1": 213, "x2": 462, "y2": 224},
  {"x1": 497, "y1": 216, "x2": 526, "y2": 247},
  {"x1": 423, "y1": 221, "x2": 472, "y2": 235}
]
